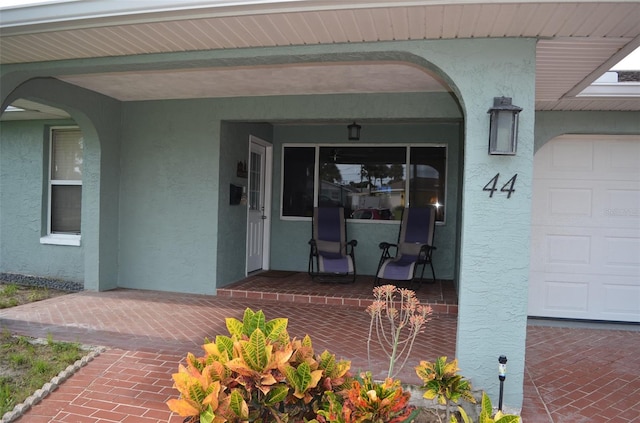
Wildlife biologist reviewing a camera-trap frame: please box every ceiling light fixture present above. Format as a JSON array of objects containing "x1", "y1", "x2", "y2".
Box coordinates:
[{"x1": 347, "y1": 121, "x2": 361, "y2": 141}]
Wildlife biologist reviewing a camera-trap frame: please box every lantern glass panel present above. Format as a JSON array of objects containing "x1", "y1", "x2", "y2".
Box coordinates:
[{"x1": 489, "y1": 111, "x2": 517, "y2": 155}]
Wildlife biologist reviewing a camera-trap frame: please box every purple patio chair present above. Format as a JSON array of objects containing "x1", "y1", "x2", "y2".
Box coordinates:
[
  {"x1": 375, "y1": 206, "x2": 437, "y2": 285},
  {"x1": 308, "y1": 207, "x2": 357, "y2": 283}
]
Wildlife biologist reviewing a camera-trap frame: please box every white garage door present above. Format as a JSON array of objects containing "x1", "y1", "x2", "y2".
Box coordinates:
[{"x1": 529, "y1": 134, "x2": 640, "y2": 323}]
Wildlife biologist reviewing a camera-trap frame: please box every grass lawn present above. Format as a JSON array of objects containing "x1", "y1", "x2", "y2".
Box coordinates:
[{"x1": 0, "y1": 283, "x2": 82, "y2": 416}]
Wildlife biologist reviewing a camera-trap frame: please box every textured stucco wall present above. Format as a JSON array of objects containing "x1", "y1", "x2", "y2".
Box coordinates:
[
  {"x1": 0, "y1": 120, "x2": 84, "y2": 281},
  {"x1": 442, "y1": 39, "x2": 536, "y2": 410},
  {"x1": 0, "y1": 79, "x2": 121, "y2": 290},
  {"x1": 117, "y1": 100, "x2": 219, "y2": 294},
  {"x1": 535, "y1": 111, "x2": 640, "y2": 151},
  {"x1": 0, "y1": 89, "x2": 461, "y2": 292},
  {"x1": 116, "y1": 93, "x2": 460, "y2": 292}
]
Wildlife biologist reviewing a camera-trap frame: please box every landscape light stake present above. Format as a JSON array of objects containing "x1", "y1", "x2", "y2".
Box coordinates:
[{"x1": 498, "y1": 355, "x2": 507, "y2": 411}]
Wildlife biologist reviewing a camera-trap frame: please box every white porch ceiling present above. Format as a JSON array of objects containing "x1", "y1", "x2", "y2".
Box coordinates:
[
  {"x1": 1, "y1": 0, "x2": 639, "y2": 113},
  {"x1": 57, "y1": 63, "x2": 451, "y2": 101}
]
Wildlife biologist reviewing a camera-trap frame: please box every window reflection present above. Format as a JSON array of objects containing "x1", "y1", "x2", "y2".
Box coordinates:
[
  {"x1": 409, "y1": 146, "x2": 446, "y2": 221},
  {"x1": 282, "y1": 147, "x2": 315, "y2": 217},
  {"x1": 319, "y1": 147, "x2": 405, "y2": 220},
  {"x1": 282, "y1": 145, "x2": 446, "y2": 222}
]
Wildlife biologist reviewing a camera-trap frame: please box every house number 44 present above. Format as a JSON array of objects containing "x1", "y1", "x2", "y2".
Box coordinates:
[{"x1": 483, "y1": 173, "x2": 517, "y2": 199}]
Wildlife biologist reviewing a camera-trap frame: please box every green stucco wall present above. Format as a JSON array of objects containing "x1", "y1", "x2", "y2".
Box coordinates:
[
  {"x1": 4, "y1": 37, "x2": 638, "y2": 411},
  {"x1": 115, "y1": 92, "x2": 461, "y2": 292},
  {"x1": 1, "y1": 79, "x2": 121, "y2": 290},
  {"x1": 535, "y1": 111, "x2": 640, "y2": 151},
  {"x1": 0, "y1": 120, "x2": 84, "y2": 281},
  {"x1": 117, "y1": 100, "x2": 220, "y2": 294},
  {"x1": 444, "y1": 39, "x2": 536, "y2": 411}
]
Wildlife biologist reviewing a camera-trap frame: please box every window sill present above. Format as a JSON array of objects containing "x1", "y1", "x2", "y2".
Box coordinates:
[{"x1": 40, "y1": 234, "x2": 81, "y2": 246}]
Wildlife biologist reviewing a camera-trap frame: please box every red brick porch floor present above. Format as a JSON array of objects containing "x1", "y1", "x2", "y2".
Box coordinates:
[
  {"x1": 218, "y1": 271, "x2": 459, "y2": 314},
  {"x1": 0, "y1": 273, "x2": 637, "y2": 422}
]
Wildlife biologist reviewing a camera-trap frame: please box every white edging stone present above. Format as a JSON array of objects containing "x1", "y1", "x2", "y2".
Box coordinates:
[{"x1": 0, "y1": 342, "x2": 106, "y2": 423}]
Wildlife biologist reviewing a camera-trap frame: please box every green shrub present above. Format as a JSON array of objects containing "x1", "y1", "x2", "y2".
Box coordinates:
[
  {"x1": 457, "y1": 392, "x2": 520, "y2": 423},
  {"x1": 167, "y1": 308, "x2": 353, "y2": 423},
  {"x1": 310, "y1": 371, "x2": 419, "y2": 423}
]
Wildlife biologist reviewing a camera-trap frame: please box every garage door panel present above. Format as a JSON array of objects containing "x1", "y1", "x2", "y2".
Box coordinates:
[
  {"x1": 604, "y1": 236, "x2": 640, "y2": 268},
  {"x1": 529, "y1": 271, "x2": 591, "y2": 318},
  {"x1": 607, "y1": 139, "x2": 640, "y2": 173},
  {"x1": 606, "y1": 188, "x2": 640, "y2": 216},
  {"x1": 603, "y1": 282, "x2": 640, "y2": 316},
  {"x1": 529, "y1": 272, "x2": 639, "y2": 321},
  {"x1": 531, "y1": 181, "x2": 594, "y2": 225},
  {"x1": 533, "y1": 181, "x2": 638, "y2": 225},
  {"x1": 547, "y1": 234, "x2": 591, "y2": 265},
  {"x1": 530, "y1": 134, "x2": 640, "y2": 322},
  {"x1": 549, "y1": 188, "x2": 592, "y2": 217},
  {"x1": 532, "y1": 227, "x2": 639, "y2": 277},
  {"x1": 536, "y1": 136, "x2": 640, "y2": 181},
  {"x1": 544, "y1": 279, "x2": 589, "y2": 312},
  {"x1": 549, "y1": 139, "x2": 594, "y2": 172}
]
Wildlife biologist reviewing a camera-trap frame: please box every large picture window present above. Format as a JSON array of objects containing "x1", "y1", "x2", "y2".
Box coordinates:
[
  {"x1": 281, "y1": 145, "x2": 446, "y2": 221},
  {"x1": 49, "y1": 127, "x2": 83, "y2": 235},
  {"x1": 282, "y1": 147, "x2": 316, "y2": 217}
]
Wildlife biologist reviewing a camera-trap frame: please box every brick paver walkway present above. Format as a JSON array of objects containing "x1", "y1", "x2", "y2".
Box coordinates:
[
  {"x1": 0, "y1": 285, "x2": 638, "y2": 422},
  {"x1": 522, "y1": 323, "x2": 640, "y2": 423}
]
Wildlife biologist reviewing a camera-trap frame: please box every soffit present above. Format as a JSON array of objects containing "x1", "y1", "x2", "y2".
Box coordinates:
[{"x1": 1, "y1": 1, "x2": 639, "y2": 112}]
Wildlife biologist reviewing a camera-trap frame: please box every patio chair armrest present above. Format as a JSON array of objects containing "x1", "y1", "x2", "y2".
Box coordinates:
[
  {"x1": 419, "y1": 244, "x2": 436, "y2": 259},
  {"x1": 378, "y1": 242, "x2": 397, "y2": 260},
  {"x1": 345, "y1": 239, "x2": 357, "y2": 255},
  {"x1": 309, "y1": 239, "x2": 318, "y2": 254}
]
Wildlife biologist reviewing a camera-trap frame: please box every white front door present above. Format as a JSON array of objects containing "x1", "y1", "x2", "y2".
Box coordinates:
[
  {"x1": 529, "y1": 134, "x2": 640, "y2": 322},
  {"x1": 246, "y1": 137, "x2": 272, "y2": 273}
]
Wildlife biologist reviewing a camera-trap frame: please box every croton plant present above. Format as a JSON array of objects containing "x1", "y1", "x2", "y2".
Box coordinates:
[
  {"x1": 167, "y1": 308, "x2": 367, "y2": 423},
  {"x1": 309, "y1": 371, "x2": 420, "y2": 423},
  {"x1": 167, "y1": 304, "x2": 519, "y2": 423}
]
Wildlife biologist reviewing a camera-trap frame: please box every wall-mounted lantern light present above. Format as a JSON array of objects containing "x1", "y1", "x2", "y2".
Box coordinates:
[
  {"x1": 348, "y1": 121, "x2": 361, "y2": 141},
  {"x1": 488, "y1": 97, "x2": 522, "y2": 155}
]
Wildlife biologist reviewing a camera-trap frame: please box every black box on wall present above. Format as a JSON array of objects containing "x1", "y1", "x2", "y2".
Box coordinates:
[{"x1": 230, "y1": 184, "x2": 243, "y2": 205}]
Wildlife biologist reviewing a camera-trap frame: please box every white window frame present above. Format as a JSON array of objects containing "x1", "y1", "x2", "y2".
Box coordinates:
[{"x1": 40, "y1": 126, "x2": 82, "y2": 247}]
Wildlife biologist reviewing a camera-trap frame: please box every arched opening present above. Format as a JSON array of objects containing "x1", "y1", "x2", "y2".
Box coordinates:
[
  {"x1": 1, "y1": 77, "x2": 122, "y2": 292},
  {"x1": 1, "y1": 55, "x2": 468, "y2": 319}
]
